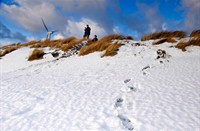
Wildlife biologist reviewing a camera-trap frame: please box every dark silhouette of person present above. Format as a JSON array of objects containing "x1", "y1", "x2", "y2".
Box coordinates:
[
  {"x1": 83, "y1": 25, "x2": 91, "y2": 39},
  {"x1": 92, "y1": 35, "x2": 98, "y2": 42}
]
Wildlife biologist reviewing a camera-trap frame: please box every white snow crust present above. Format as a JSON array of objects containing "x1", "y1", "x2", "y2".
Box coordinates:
[{"x1": 0, "y1": 40, "x2": 200, "y2": 130}]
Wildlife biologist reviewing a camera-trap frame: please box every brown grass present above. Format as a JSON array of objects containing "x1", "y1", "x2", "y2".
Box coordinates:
[
  {"x1": 152, "y1": 38, "x2": 177, "y2": 45},
  {"x1": 21, "y1": 40, "x2": 37, "y2": 47},
  {"x1": 61, "y1": 37, "x2": 77, "y2": 44},
  {"x1": 54, "y1": 39, "x2": 64, "y2": 48},
  {"x1": 175, "y1": 38, "x2": 200, "y2": 51},
  {"x1": 102, "y1": 43, "x2": 122, "y2": 57},
  {"x1": 60, "y1": 38, "x2": 85, "y2": 52},
  {"x1": 0, "y1": 46, "x2": 18, "y2": 57},
  {"x1": 141, "y1": 31, "x2": 186, "y2": 41},
  {"x1": 30, "y1": 39, "x2": 54, "y2": 48},
  {"x1": 190, "y1": 30, "x2": 200, "y2": 38},
  {"x1": 28, "y1": 49, "x2": 45, "y2": 61},
  {"x1": 54, "y1": 37, "x2": 76, "y2": 48},
  {"x1": 79, "y1": 34, "x2": 122, "y2": 56},
  {"x1": 54, "y1": 37, "x2": 84, "y2": 50}
]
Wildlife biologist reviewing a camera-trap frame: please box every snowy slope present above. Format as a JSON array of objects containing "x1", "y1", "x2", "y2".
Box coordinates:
[{"x1": 0, "y1": 40, "x2": 200, "y2": 131}]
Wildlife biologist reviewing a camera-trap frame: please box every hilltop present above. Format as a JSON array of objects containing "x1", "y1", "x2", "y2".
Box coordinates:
[{"x1": 0, "y1": 31, "x2": 200, "y2": 130}]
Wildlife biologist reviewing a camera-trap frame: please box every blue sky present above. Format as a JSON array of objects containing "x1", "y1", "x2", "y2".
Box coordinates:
[{"x1": 0, "y1": 0, "x2": 199, "y2": 45}]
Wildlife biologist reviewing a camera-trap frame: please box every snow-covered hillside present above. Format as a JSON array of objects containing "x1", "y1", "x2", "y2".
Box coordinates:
[{"x1": 0, "y1": 40, "x2": 200, "y2": 130}]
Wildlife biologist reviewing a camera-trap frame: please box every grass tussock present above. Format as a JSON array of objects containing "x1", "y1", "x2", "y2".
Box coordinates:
[
  {"x1": 28, "y1": 49, "x2": 45, "y2": 61},
  {"x1": 30, "y1": 39, "x2": 54, "y2": 48},
  {"x1": 54, "y1": 39, "x2": 64, "y2": 48},
  {"x1": 102, "y1": 43, "x2": 122, "y2": 57},
  {"x1": 141, "y1": 31, "x2": 186, "y2": 41},
  {"x1": 175, "y1": 38, "x2": 200, "y2": 51},
  {"x1": 54, "y1": 37, "x2": 82, "y2": 50},
  {"x1": 152, "y1": 38, "x2": 177, "y2": 45},
  {"x1": 21, "y1": 40, "x2": 37, "y2": 47},
  {"x1": 190, "y1": 30, "x2": 200, "y2": 38},
  {"x1": 79, "y1": 34, "x2": 122, "y2": 56},
  {"x1": 61, "y1": 37, "x2": 77, "y2": 44},
  {"x1": 60, "y1": 38, "x2": 85, "y2": 52},
  {"x1": 0, "y1": 46, "x2": 18, "y2": 57}
]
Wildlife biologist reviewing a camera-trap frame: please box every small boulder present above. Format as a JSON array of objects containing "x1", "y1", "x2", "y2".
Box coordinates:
[{"x1": 51, "y1": 52, "x2": 59, "y2": 58}]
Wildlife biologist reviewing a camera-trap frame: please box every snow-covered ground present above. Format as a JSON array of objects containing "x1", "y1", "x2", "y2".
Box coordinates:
[{"x1": 0, "y1": 40, "x2": 200, "y2": 130}]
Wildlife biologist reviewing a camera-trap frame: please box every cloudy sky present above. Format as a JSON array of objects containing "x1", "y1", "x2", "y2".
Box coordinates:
[{"x1": 0, "y1": 0, "x2": 199, "y2": 45}]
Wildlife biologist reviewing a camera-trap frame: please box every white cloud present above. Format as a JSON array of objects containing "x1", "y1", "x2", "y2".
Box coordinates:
[
  {"x1": 162, "y1": 23, "x2": 167, "y2": 31},
  {"x1": 137, "y1": 2, "x2": 163, "y2": 33},
  {"x1": 0, "y1": 22, "x2": 27, "y2": 41},
  {"x1": 181, "y1": 0, "x2": 200, "y2": 31},
  {"x1": 148, "y1": 24, "x2": 156, "y2": 33},
  {"x1": 113, "y1": 26, "x2": 120, "y2": 34},
  {"x1": 26, "y1": 37, "x2": 35, "y2": 41},
  {"x1": 1, "y1": 1, "x2": 65, "y2": 32},
  {"x1": 53, "y1": 0, "x2": 114, "y2": 35},
  {"x1": 54, "y1": 0, "x2": 106, "y2": 12},
  {"x1": 53, "y1": 33, "x2": 64, "y2": 40},
  {"x1": 0, "y1": 0, "x2": 109, "y2": 41},
  {"x1": 0, "y1": 41, "x2": 12, "y2": 47},
  {"x1": 65, "y1": 18, "x2": 107, "y2": 39}
]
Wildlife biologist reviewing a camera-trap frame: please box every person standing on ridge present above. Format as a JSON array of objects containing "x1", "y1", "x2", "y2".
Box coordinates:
[{"x1": 83, "y1": 25, "x2": 91, "y2": 39}]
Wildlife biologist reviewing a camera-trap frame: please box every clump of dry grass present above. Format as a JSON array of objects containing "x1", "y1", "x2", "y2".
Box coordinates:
[
  {"x1": 28, "y1": 49, "x2": 45, "y2": 61},
  {"x1": 79, "y1": 34, "x2": 122, "y2": 56},
  {"x1": 141, "y1": 31, "x2": 186, "y2": 41},
  {"x1": 152, "y1": 38, "x2": 177, "y2": 45},
  {"x1": 102, "y1": 43, "x2": 122, "y2": 57},
  {"x1": 54, "y1": 39, "x2": 64, "y2": 48},
  {"x1": 21, "y1": 40, "x2": 37, "y2": 47},
  {"x1": 0, "y1": 51, "x2": 3, "y2": 57},
  {"x1": 61, "y1": 37, "x2": 77, "y2": 44},
  {"x1": 54, "y1": 37, "x2": 83, "y2": 50},
  {"x1": 0, "y1": 46, "x2": 18, "y2": 57},
  {"x1": 30, "y1": 39, "x2": 54, "y2": 48},
  {"x1": 60, "y1": 38, "x2": 85, "y2": 52},
  {"x1": 175, "y1": 38, "x2": 200, "y2": 51},
  {"x1": 190, "y1": 30, "x2": 200, "y2": 38},
  {"x1": 54, "y1": 37, "x2": 76, "y2": 48}
]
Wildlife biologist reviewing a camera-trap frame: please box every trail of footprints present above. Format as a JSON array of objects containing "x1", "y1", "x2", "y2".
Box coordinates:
[{"x1": 114, "y1": 79, "x2": 137, "y2": 130}]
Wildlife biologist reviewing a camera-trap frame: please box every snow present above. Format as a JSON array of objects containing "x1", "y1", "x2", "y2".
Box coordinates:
[{"x1": 0, "y1": 40, "x2": 200, "y2": 130}]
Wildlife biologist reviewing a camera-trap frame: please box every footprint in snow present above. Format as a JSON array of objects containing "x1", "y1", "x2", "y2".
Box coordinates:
[
  {"x1": 124, "y1": 79, "x2": 131, "y2": 84},
  {"x1": 141, "y1": 65, "x2": 150, "y2": 75},
  {"x1": 113, "y1": 79, "x2": 137, "y2": 130},
  {"x1": 127, "y1": 86, "x2": 137, "y2": 92},
  {"x1": 115, "y1": 98, "x2": 123, "y2": 108},
  {"x1": 118, "y1": 114, "x2": 134, "y2": 130},
  {"x1": 124, "y1": 79, "x2": 137, "y2": 92}
]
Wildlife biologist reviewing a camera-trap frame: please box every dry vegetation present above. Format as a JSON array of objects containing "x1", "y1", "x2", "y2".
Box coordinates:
[
  {"x1": 30, "y1": 39, "x2": 54, "y2": 48},
  {"x1": 79, "y1": 34, "x2": 123, "y2": 56},
  {"x1": 102, "y1": 43, "x2": 122, "y2": 57},
  {"x1": 175, "y1": 38, "x2": 200, "y2": 51},
  {"x1": 141, "y1": 31, "x2": 186, "y2": 41},
  {"x1": 0, "y1": 37, "x2": 86, "y2": 58},
  {"x1": 61, "y1": 37, "x2": 77, "y2": 44},
  {"x1": 190, "y1": 30, "x2": 200, "y2": 38},
  {"x1": 28, "y1": 49, "x2": 45, "y2": 61},
  {"x1": 1, "y1": 30, "x2": 199, "y2": 59},
  {"x1": 0, "y1": 45, "x2": 19, "y2": 57},
  {"x1": 60, "y1": 38, "x2": 86, "y2": 52},
  {"x1": 28, "y1": 37, "x2": 85, "y2": 52},
  {"x1": 152, "y1": 38, "x2": 177, "y2": 45},
  {"x1": 21, "y1": 40, "x2": 37, "y2": 47}
]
